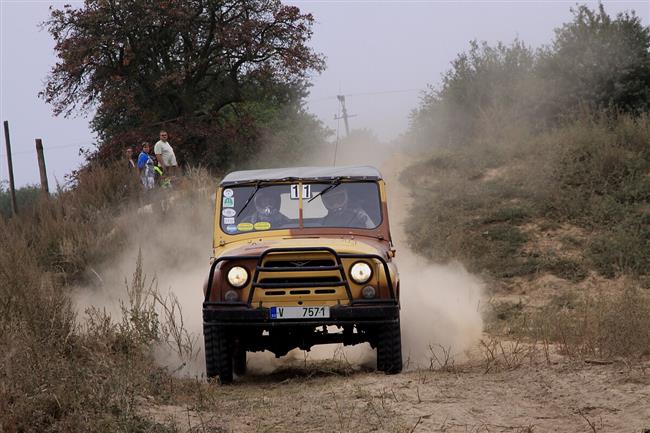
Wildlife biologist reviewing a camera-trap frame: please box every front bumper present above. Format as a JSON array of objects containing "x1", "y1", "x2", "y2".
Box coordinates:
[
  {"x1": 203, "y1": 301, "x2": 399, "y2": 327},
  {"x1": 205, "y1": 246, "x2": 397, "y2": 305}
]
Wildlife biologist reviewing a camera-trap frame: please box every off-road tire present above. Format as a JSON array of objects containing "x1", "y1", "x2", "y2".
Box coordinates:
[
  {"x1": 233, "y1": 346, "x2": 247, "y2": 376},
  {"x1": 376, "y1": 320, "x2": 402, "y2": 374},
  {"x1": 204, "y1": 324, "x2": 233, "y2": 384}
]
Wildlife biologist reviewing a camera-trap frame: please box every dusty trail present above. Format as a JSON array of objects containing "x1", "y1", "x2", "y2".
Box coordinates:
[
  {"x1": 382, "y1": 152, "x2": 483, "y2": 369},
  {"x1": 88, "y1": 147, "x2": 650, "y2": 433},
  {"x1": 144, "y1": 355, "x2": 650, "y2": 432},
  {"x1": 121, "y1": 147, "x2": 648, "y2": 432}
]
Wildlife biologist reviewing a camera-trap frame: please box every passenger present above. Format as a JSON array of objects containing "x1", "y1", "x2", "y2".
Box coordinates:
[
  {"x1": 247, "y1": 189, "x2": 290, "y2": 227},
  {"x1": 137, "y1": 142, "x2": 156, "y2": 190},
  {"x1": 321, "y1": 188, "x2": 375, "y2": 229}
]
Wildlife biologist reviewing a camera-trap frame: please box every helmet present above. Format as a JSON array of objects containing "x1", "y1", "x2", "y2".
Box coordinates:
[
  {"x1": 254, "y1": 189, "x2": 281, "y2": 217},
  {"x1": 321, "y1": 188, "x2": 348, "y2": 211}
]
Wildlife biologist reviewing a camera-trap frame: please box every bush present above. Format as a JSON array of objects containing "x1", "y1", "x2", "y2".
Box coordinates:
[
  {"x1": 588, "y1": 224, "x2": 650, "y2": 278},
  {"x1": 0, "y1": 183, "x2": 42, "y2": 218},
  {"x1": 530, "y1": 288, "x2": 650, "y2": 359},
  {"x1": 0, "y1": 163, "x2": 211, "y2": 432},
  {"x1": 539, "y1": 4, "x2": 650, "y2": 114},
  {"x1": 404, "y1": 6, "x2": 649, "y2": 282},
  {"x1": 404, "y1": 111, "x2": 650, "y2": 281}
]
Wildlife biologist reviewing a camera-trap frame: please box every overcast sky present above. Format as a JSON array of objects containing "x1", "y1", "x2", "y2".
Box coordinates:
[{"x1": 1, "y1": 0, "x2": 648, "y2": 187}]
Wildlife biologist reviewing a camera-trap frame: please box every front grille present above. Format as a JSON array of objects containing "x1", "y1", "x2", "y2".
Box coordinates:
[
  {"x1": 252, "y1": 251, "x2": 349, "y2": 301},
  {"x1": 265, "y1": 290, "x2": 286, "y2": 296},
  {"x1": 315, "y1": 289, "x2": 336, "y2": 294},
  {"x1": 204, "y1": 247, "x2": 395, "y2": 306},
  {"x1": 263, "y1": 288, "x2": 338, "y2": 296},
  {"x1": 259, "y1": 276, "x2": 340, "y2": 284},
  {"x1": 263, "y1": 259, "x2": 335, "y2": 268}
]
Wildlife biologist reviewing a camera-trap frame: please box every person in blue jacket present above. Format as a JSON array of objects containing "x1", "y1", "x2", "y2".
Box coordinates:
[{"x1": 137, "y1": 142, "x2": 156, "y2": 190}]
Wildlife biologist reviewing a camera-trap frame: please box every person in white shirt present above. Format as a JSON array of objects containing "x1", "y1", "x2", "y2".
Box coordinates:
[{"x1": 154, "y1": 130, "x2": 178, "y2": 179}]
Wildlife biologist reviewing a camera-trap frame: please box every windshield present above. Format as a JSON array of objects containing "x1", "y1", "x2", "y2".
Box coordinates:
[{"x1": 219, "y1": 182, "x2": 382, "y2": 234}]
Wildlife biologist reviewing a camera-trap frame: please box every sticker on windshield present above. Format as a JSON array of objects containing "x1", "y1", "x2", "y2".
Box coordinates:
[
  {"x1": 225, "y1": 225, "x2": 238, "y2": 234},
  {"x1": 223, "y1": 197, "x2": 234, "y2": 208},
  {"x1": 290, "y1": 184, "x2": 312, "y2": 200},
  {"x1": 237, "y1": 222, "x2": 254, "y2": 232},
  {"x1": 254, "y1": 221, "x2": 271, "y2": 231},
  {"x1": 223, "y1": 188, "x2": 234, "y2": 198},
  {"x1": 222, "y1": 208, "x2": 236, "y2": 217}
]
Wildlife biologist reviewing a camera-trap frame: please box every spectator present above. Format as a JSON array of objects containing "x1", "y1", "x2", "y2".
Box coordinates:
[
  {"x1": 125, "y1": 146, "x2": 136, "y2": 170},
  {"x1": 154, "y1": 130, "x2": 178, "y2": 180},
  {"x1": 137, "y1": 142, "x2": 156, "y2": 190}
]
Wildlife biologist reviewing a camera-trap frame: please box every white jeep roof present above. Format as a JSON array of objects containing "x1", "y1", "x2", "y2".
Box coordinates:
[{"x1": 220, "y1": 165, "x2": 382, "y2": 185}]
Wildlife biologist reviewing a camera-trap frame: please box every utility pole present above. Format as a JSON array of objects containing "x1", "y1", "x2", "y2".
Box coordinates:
[
  {"x1": 335, "y1": 95, "x2": 357, "y2": 137},
  {"x1": 35, "y1": 138, "x2": 49, "y2": 196},
  {"x1": 3, "y1": 121, "x2": 18, "y2": 215}
]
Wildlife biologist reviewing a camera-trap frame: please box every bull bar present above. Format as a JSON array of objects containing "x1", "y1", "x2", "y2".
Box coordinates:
[{"x1": 202, "y1": 247, "x2": 398, "y2": 326}]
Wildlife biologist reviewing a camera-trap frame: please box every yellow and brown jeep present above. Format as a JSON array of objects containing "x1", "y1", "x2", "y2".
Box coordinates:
[{"x1": 203, "y1": 166, "x2": 401, "y2": 383}]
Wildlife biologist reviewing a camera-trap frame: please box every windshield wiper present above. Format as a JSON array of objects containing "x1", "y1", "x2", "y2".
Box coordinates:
[
  {"x1": 308, "y1": 178, "x2": 341, "y2": 203},
  {"x1": 237, "y1": 181, "x2": 263, "y2": 217}
]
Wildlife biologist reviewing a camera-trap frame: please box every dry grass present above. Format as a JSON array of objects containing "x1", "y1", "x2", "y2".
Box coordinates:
[
  {"x1": 529, "y1": 288, "x2": 650, "y2": 359},
  {"x1": 404, "y1": 111, "x2": 650, "y2": 286},
  {"x1": 0, "y1": 163, "x2": 216, "y2": 432},
  {"x1": 485, "y1": 285, "x2": 650, "y2": 363}
]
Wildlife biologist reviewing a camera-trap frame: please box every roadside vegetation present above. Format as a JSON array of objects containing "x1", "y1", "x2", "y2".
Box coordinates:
[
  {"x1": 42, "y1": 0, "x2": 330, "y2": 173},
  {"x1": 0, "y1": 163, "x2": 220, "y2": 432},
  {"x1": 3, "y1": 0, "x2": 333, "y2": 429},
  {"x1": 2, "y1": 2, "x2": 649, "y2": 431},
  {"x1": 403, "y1": 4, "x2": 650, "y2": 359},
  {"x1": 0, "y1": 183, "x2": 41, "y2": 218}
]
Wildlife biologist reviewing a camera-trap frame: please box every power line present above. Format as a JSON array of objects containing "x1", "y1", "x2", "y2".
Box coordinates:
[
  {"x1": 310, "y1": 87, "x2": 423, "y2": 103},
  {"x1": 0, "y1": 141, "x2": 90, "y2": 157}
]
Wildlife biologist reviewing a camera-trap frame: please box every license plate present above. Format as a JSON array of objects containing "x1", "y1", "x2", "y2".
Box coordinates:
[{"x1": 270, "y1": 306, "x2": 330, "y2": 319}]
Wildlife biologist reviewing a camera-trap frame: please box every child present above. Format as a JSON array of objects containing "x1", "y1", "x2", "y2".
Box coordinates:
[{"x1": 137, "y1": 142, "x2": 156, "y2": 190}]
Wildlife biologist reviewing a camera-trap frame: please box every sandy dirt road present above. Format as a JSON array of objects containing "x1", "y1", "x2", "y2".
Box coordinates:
[
  {"x1": 144, "y1": 149, "x2": 649, "y2": 433},
  {"x1": 145, "y1": 356, "x2": 650, "y2": 432}
]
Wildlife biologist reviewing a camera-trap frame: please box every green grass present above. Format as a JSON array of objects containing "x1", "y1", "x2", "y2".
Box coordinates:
[{"x1": 403, "y1": 111, "x2": 650, "y2": 282}]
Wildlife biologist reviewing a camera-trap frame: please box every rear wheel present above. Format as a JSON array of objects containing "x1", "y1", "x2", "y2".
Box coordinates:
[
  {"x1": 376, "y1": 320, "x2": 402, "y2": 374},
  {"x1": 204, "y1": 325, "x2": 233, "y2": 384}
]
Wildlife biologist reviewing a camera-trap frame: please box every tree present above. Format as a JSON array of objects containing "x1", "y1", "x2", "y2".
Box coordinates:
[
  {"x1": 409, "y1": 40, "x2": 537, "y2": 147},
  {"x1": 540, "y1": 4, "x2": 650, "y2": 114},
  {"x1": 42, "y1": 0, "x2": 326, "y2": 169}
]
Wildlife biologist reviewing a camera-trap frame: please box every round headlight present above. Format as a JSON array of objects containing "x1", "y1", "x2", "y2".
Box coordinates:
[
  {"x1": 350, "y1": 262, "x2": 372, "y2": 284},
  {"x1": 227, "y1": 266, "x2": 248, "y2": 288}
]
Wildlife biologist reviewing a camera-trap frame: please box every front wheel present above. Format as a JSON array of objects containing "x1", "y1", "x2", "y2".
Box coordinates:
[
  {"x1": 376, "y1": 320, "x2": 403, "y2": 374},
  {"x1": 204, "y1": 325, "x2": 233, "y2": 384}
]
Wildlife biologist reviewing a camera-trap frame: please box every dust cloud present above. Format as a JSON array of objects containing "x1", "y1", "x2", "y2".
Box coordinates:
[
  {"x1": 305, "y1": 133, "x2": 484, "y2": 370},
  {"x1": 74, "y1": 134, "x2": 483, "y2": 379},
  {"x1": 73, "y1": 183, "x2": 215, "y2": 377}
]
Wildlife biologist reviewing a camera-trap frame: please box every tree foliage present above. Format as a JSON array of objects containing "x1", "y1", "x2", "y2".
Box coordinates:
[
  {"x1": 540, "y1": 4, "x2": 650, "y2": 114},
  {"x1": 42, "y1": 0, "x2": 326, "y2": 170},
  {"x1": 409, "y1": 4, "x2": 650, "y2": 148},
  {"x1": 409, "y1": 40, "x2": 537, "y2": 146},
  {"x1": 0, "y1": 182, "x2": 41, "y2": 218}
]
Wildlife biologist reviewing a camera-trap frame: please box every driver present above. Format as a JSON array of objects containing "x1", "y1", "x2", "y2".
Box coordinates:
[
  {"x1": 321, "y1": 187, "x2": 375, "y2": 229},
  {"x1": 248, "y1": 189, "x2": 290, "y2": 227}
]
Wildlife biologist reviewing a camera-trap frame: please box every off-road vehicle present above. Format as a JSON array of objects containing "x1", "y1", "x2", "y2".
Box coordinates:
[{"x1": 202, "y1": 166, "x2": 401, "y2": 383}]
